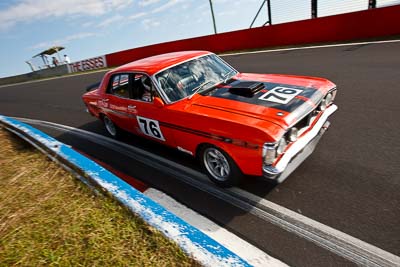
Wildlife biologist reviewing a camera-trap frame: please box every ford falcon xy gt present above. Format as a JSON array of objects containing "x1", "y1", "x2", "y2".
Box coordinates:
[{"x1": 82, "y1": 51, "x2": 337, "y2": 187}]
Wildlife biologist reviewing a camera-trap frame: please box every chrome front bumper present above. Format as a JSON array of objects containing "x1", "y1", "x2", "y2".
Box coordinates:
[{"x1": 263, "y1": 104, "x2": 337, "y2": 183}]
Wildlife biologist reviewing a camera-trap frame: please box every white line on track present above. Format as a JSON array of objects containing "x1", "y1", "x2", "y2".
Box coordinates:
[
  {"x1": 13, "y1": 117, "x2": 400, "y2": 267},
  {"x1": 220, "y1": 39, "x2": 400, "y2": 56}
]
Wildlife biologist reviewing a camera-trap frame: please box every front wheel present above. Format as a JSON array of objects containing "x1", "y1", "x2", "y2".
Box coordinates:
[{"x1": 199, "y1": 145, "x2": 243, "y2": 187}]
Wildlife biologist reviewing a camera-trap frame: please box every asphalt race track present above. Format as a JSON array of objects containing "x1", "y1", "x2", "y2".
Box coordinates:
[{"x1": 1, "y1": 41, "x2": 399, "y2": 266}]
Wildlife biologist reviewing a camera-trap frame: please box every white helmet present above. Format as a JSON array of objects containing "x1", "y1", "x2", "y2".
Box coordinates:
[{"x1": 141, "y1": 75, "x2": 151, "y2": 91}]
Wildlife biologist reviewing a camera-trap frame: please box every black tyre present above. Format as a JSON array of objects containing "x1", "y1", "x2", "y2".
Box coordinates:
[
  {"x1": 199, "y1": 145, "x2": 243, "y2": 187},
  {"x1": 103, "y1": 115, "x2": 119, "y2": 138}
]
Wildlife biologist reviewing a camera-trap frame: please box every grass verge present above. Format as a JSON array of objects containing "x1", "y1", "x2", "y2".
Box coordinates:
[{"x1": 0, "y1": 128, "x2": 199, "y2": 266}]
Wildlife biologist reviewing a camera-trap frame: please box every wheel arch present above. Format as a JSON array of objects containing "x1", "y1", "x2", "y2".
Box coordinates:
[
  {"x1": 196, "y1": 142, "x2": 245, "y2": 187},
  {"x1": 194, "y1": 136, "x2": 265, "y2": 177},
  {"x1": 195, "y1": 142, "x2": 243, "y2": 172}
]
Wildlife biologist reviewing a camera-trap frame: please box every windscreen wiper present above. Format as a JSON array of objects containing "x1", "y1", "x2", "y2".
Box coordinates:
[{"x1": 188, "y1": 81, "x2": 214, "y2": 99}]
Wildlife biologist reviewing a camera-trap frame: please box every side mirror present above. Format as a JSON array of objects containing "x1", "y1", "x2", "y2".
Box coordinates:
[{"x1": 153, "y1": 97, "x2": 164, "y2": 108}]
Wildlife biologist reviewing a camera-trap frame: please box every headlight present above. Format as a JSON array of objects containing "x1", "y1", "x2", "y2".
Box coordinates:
[
  {"x1": 319, "y1": 91, "x2": 334, "y2": 111},
  {"x1": 319, "y1": 98, "x2": 327, "y2": 111},
  {"x1": 325, "y1": 92, "x2": 333, "y2": 105},
  {"x1": 263, "y1": 143, "x2": 277, "y2": 165},
  {"x1": 277, "y1": 138, "x2": 287, "y2": 154},
  {"x1": 287, "y1": 127, "x2": 298, "y2": 142}
]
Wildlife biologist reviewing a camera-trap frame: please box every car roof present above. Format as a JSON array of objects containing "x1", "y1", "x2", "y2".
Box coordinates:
[{"x1": 112, "y1": 51, "x2": 212, "y2": 75}]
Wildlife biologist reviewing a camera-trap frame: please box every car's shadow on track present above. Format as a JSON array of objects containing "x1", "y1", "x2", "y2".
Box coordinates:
[{"x1": 237, "y1": 176, "x2": 276, "y2": 195}]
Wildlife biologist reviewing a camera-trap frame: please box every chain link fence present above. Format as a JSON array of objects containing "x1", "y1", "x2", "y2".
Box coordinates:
[{"x1": 250, "y1": 0, "x2": 400, "y2": 27}]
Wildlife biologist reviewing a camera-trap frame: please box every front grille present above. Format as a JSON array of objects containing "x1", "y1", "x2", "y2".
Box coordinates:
[
  {"x1": 294, "y1": 110, "x2": 315, "y2": 130},
  {"x1": 294, "y1": 88, "x2": 337, "y2": 131}
]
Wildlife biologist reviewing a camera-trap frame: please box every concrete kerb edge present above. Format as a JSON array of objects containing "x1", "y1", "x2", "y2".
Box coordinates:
[{"x1": 0, "y1": 115, "x2": 251, "y2": 267}]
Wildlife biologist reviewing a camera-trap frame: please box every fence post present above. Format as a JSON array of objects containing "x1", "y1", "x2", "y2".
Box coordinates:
[
  {"x1": 250, "y1": 0, "x2": 272, "y2": 28},
  {"x1": 250, "y1": 0, "x2": 266, "y2": 28},
  {"x1": 311, "y1": 0, "x2": 318, "y2": 18},
  {"x1": 208, "y1": 0, "x2": 217, "y2": 34},
  {"x1": 266, "y1": 0, "x2": 272, "y2": 25},
  {"x1": 368, "y1": 0, "x2": 376, "y2": 9}
]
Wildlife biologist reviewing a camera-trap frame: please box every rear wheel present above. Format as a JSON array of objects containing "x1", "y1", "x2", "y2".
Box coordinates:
[
  {"x1": 199, "y1": 145, "x2": 242, "y2": 187},
  {"x1": 103, "y1": 115, "x2": 119, "y2": 138}
]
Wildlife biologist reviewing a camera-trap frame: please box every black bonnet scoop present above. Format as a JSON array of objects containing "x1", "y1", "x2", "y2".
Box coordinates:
[{"x1": 228, "y1": 81, "x2": 264, "y2": 97}]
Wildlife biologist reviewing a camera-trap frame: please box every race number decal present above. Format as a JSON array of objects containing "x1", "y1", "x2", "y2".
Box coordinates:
[
  {"x1": 137, "y1": 116, "x2": 165, "y2": 141},
  {"x1": 259, "y1": 87, "x2": 303, "y2": 104}
]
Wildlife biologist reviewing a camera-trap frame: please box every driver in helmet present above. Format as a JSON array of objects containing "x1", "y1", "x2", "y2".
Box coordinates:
[{"x1": 141, "y1": 75, "x2": 152, "y2": 102}]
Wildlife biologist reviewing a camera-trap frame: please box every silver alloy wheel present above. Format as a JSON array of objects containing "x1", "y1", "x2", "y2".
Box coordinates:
[
  {"x1": 203, "y1": 147, "x2": 230, "y2": 181},
  {"x1": 104, "y1": 116, "x2": 117, "y2": 137}
]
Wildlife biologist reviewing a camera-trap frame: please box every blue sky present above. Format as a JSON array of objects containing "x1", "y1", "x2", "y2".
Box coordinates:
[{"x1": 0, "y1": 0, "x2": 398, "y2": 78}]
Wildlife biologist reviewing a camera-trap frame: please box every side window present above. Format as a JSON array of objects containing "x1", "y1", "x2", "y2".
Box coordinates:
[
  {"x1": 131, "y1": 73, "x2": 156, "y2": 102},
  {"x1": 108, "y1": 74, "x2": 130, "y2": 98}
]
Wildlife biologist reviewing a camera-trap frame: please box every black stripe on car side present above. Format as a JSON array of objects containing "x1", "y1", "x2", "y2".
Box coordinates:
[{"x1": 158, "y1": 121, "x2": 259, "y2": 149}]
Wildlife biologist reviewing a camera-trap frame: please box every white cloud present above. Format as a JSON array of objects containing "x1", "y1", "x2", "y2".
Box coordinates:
[
  {"x1": 80, "y1": 10, "x2": 147, "y2": 29},
  {"x1": 96, "y1": 12, "x2": 148, "y2": 28},
  {"x1": 30, "y1": 32, "x2": 97, "y2": 50},
  {"x1": 82, "y1": 21, "x2": 95, "y2": 28},
  {"x1": 201, "y1": 10, "x2": 210, "y2": 17},
  {"x1": 0, "y1": 0, "x2": 133, "y2": 30},
  {"x1": 217, "y1": 10, "x2": 237, "y2": 16},
  {"x1": 151, "y1": 0, "x2": 182, "y2": 14},
  {"x1": 198, "y1": 3, "x2": 208, "y2": 10},
  {"x1": 97, "y1": 14, "x2": 124, "y2": 27},
  {"x1": 128, "y1": 12, "x2": 148, "y2": 20},
  {"x1": 142, "y1": 18, "x2": 160, "y2": 30},
  {"x1": 139, "y1": 0, "x2": 162, "y2": 7}
]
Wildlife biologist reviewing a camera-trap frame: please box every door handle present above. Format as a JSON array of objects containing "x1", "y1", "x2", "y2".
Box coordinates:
[
  {"x1": 128, "y1": 105, "x2": 136, "y2": 110},
  {"x1": 102, "y1": 98, "x2": 109, "y2": 102}
]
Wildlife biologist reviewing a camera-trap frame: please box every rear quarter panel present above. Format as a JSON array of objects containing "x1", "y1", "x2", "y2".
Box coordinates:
[{"x1": 82, "y1": 89, "x2": 103, "y2": 117}]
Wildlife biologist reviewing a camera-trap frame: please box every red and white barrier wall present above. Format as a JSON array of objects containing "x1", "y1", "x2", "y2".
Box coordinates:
[
  {"x1": 67, "y1": 55, "x2": 107, "y2": 73},
  {"x1": 105, "y1": 5, "x2": 400, "y2": 67}
]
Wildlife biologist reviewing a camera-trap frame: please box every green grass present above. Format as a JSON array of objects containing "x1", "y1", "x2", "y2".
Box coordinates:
[{"x1": 0, "y1": 129, "x2": 199, "y2": 266}]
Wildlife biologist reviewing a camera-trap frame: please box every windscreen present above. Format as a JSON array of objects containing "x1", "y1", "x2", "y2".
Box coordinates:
[{"x1": 154, "y1": 54, "x2": 236, "y2": 102}]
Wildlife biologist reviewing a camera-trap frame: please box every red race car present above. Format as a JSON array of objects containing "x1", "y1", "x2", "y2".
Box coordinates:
[{"x1": 82, "y1": 51, "x2": 337, "y2": 187}]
